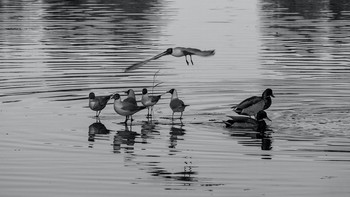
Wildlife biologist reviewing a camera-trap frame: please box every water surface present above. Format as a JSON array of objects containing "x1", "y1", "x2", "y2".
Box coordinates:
[{"x1": 1, "y1": 0, "x2": 350, "y2": 196}]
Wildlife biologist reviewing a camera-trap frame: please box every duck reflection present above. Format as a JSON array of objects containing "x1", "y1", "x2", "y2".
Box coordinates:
[
  {"x1": 88, "y1": 118, "x2": 110, "y2": 142},
  {"x1": 169, "y1": 121, "x2": 186, "y2": 149},
  {"x1": 224, "y1": 111, "x2": 273, "y2": 151},
  {"x1": 113, "y1": 124, "x2": 139, "y2": 153}
]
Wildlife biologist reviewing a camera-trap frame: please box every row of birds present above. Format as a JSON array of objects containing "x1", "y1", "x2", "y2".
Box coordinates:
[
  {"x1": 89, "y1": 88, "x2": 188, "y2": 123},
  {"x1": 89, "y1": 87, "x2": 275, "y2": 132}
]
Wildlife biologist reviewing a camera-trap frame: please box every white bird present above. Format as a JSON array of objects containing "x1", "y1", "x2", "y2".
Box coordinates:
[
  {"x1": 167, "y1": 89, "x2": 189, "y2": 120},
  {"x1": 125, "y1": 47, "x2": 215, "y2": 72},
  {"x1": 88, "y1": 92, "x2": 112, "y2": 117},
  {"x1": 112, "y1": 93, "x2": 146, "y2": 124},
  {"x1": 141, "y1": 88, "x2": 162, "y2": 117}
]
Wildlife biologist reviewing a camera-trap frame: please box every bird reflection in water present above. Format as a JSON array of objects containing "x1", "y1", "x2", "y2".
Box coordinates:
[
  {"x1": 113, "y1": 123, "x2": 139, "y2": 153},
  {"x1": 88, "y1": 118, "x2": 111, "y2": 143},
  {"x1": 169, "y1": 120, "x2": 186, "y2": 149},
  {"x1": 224, "y1": 111, "x2": 273, "y2": 151},
  {"x1": 141, "y1": 116, "x2": 160, "y2": 142},
  {"x1": 148, "y1": 157, "x2": 198, "y2": 185},
  {"x1": 230, "y1": 129, "x2": 273, "y2": 151}
]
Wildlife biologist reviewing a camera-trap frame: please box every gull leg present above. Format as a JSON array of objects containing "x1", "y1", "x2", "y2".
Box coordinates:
[
  {"x1": 180, "y1": 112, "x2": 183, "y2": 120},
  {"x1": 185, "y1": 56, "x2": 189, "y2": 65},
  {"x1": 190, "y1": 55, "x2": 194, "y2": 65}
]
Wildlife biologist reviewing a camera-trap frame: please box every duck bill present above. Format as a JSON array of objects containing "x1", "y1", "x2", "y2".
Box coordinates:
[{"x1": 153, "y1": 51, "x2": 169, "y2": 60}]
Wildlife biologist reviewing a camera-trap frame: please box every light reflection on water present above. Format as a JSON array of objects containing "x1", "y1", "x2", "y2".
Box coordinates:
[{"x1": 1, "y1": 0, "x2": 350, "y2": 196}]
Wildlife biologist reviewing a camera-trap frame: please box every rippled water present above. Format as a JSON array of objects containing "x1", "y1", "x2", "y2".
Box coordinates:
[{"x1": 1, "y1": 0, "x2": 350, "y2": 196}]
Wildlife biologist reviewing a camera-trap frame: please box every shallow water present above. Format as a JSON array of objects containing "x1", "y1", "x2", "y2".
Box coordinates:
[{"x1": 1, "y1": 0, "x2": 350, "y2": 196}]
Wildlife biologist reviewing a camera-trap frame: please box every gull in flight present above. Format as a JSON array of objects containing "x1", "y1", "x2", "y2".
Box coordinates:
[{"x1": 125, "y1": 47, "x2": 215, "y2": 72}]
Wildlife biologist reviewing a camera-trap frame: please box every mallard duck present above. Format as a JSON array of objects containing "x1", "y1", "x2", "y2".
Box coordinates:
[
  {"x1": 224, "y1": 110, "x2": 271, "y2": 132},
  {"x1": 232, "y1": 88, "x2": 274, "y2": 117}
]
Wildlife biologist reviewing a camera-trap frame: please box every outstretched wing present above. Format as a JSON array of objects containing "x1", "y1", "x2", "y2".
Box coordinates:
[
  {"x1": 124, "y1": 50, "x2": 168, "y2": 72},
  {"x1": 184, "y1": 48, "x2": 215, "y2": 56},
  {"x1": 124, "y1": 57, "x2": 154, "y2": 72}
]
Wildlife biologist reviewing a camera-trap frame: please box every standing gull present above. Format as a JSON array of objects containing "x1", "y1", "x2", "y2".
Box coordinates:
[
  {"x1": 123, "y1": 89, "x2": 137, "y2": 105},
  {"x1": 167, "y1": 89, "x2": 189, "y2": 120},
  {"x1": 141, "y1": 88, "x2": 162, "y2": 117},
  {"x1": 88, "y1": 92, "x2": 112, "y2": 117},
  {"x1": 125, "y1": 47, "x2": 215, "y2": 72},
  {"x1": 113, "y1": 93, "x2": 146, "y2": 124}
]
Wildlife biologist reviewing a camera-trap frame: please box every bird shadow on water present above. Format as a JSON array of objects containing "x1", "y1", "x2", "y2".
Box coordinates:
[
  {"x1": 169, "y1": 120, "x2": 186, "y2": 149},
  {"x1": 112, "y1": 123, "x2": 139, "y2": 154},
  {"x1": 88, "y1": 118, "x2": 111, "y2": 147},
  {"x1": 226, "y1": 127, "x2": 274, "y2": 157}
]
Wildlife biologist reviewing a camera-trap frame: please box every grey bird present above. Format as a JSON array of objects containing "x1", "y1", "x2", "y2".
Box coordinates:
[
  {"x1": 123, "y1": 89, "x2": 137, "y2": 105},
  {"x1": 167, "y1": 89, "x2": 189, "y2": 120},
  {"x1": 88, "y1": 92, "x2": 112, "y2": 117},
  {"x1": 224, "y1": 110, "x2": 271, "y2": 132},
  {"x1": 141, "y1": 88, "x2": 162, "y2": 117},
  {"x1": 232, "y1": 88, "x2": 274, "y2": 117}
]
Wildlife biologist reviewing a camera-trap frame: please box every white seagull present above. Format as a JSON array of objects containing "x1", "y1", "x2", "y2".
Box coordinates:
[
  {"x1": 113, "y1": 93, "x2": 146, "y2": 124},
  {"x1": 125, "y1": 47, "x2": 215, "y2": 72},
  {"x1": 141, "y1": 88, "x2": 162, "y2": 117}
]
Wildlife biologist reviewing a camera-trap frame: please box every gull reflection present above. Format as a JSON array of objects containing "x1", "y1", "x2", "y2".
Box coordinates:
[
  {"x1": 169, "y1": 121, "x2": 186, "y2": 149},
  {"x1": 113, "y1": 123, "x2": 139, "y2": 153},
  {"x1": 88, "y1": 118, "x2": 110, "y2": 143},
  {"x1": 141, "y1": 117, "x2": 160, "y2": 142}
]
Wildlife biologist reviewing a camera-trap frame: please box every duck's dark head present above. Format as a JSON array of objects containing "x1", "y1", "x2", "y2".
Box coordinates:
[
  {"x1": 262, "y1": 88, "x2": 274, "y2": 98},
  {"x1": 142, "y1": 88, "x2": 148, "y2": 95},
  {"x1": 256, "y1": 110, "x2": 271, "y2": 121},
  {"x1": 89, "y1": 92, "x2": 95, "y2": 99}
]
